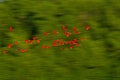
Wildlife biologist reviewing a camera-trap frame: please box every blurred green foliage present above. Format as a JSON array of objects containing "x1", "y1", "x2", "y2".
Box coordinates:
[{"x1": 0, "y1": 0, "x2": 120, "y2": 80}]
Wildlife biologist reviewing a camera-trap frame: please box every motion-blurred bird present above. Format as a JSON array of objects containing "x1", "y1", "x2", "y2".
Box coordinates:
[
  {"x1": 85, "y1": 25, "x2": 90, "y2": 31},
  {"x1": 9, "y1": 26, "x2": 13, "y2": 32}
]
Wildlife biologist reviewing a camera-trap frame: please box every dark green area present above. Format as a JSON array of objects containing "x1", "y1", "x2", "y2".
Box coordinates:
[{"x1": 0, "y1": 0, "x2": 120, "y2": 80}]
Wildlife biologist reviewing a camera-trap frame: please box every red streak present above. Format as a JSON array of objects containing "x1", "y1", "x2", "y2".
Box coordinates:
[
  {"x1": 3, "y1": 50, "x2": 7, "y2": 54},
  {"x1": 53, "y1": 30, "x2": 58, "y2": 35},
  {"x1": 43, "y1": 32, "x2": 49, "y2": 36},
  {"x1": 32, "y1": 36, "x2": 37, "y2": 40},
  {"x1": 73, "y1": 26, "x2": 77, "y2": 31},
  {"x1": 7, "y1": 44, "x2": 12, "y2": 48},
  {"x1": 64, "y1": 32, "x2": 71, "y2": 37},
  {"x1": 70, "y1": 45, "x2": 73, "y2": 49},
  {"x1": 80, "y1": 38, "x2": 86, "y2": 41},
  {"x1": 36, "y1": 39, "x2": 41, "y2": 43},
  {"x1": 45, "y1": 46, "x2": 50, "y2": 49},
  {"x1": 74, "y1": 31, "x2": 80, "y2": 34},
  {"x1": 25, "y1": 39, "x2": 29, "y2": 44},
  {"x1": 53, "y1": 42, "x2": 57, "y2": 46},
  {"x1": 9, "y1": 26, "x2": 13, "y2": 32},
  {"x1": 14, "y1": 41, "x2": 19, "y2": 45},
  {"x1": 86, "y1": 25, "x2": 90, "y2": 30},
  {"x1": 29, "y1": 40, "x2": 33, "y2": 45},
  {"x1": 42, "y1": 45, "x2": 45, "y2": 49},
  {"x1": 62, "y1": 25, "x2": 67, "y2": 31}
]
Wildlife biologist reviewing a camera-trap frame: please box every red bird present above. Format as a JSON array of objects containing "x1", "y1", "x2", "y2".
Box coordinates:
[
  {"x1": 14, "y1": 41, "x2": 19, "y2": 45},
  {"x1": 7, "y1": 44, "x2": 12, "y2": 48},
  {"x1": 45, "y1": 45, "x2": 50, "y2": 49},
  {"x1": 56, "y1": 39, "x2": 61, "y2": 43},
  {"x1": 53, "y1": 42, "x2": 57, "y2": 47},
  {"x1": 32, "y1": 36, "x2": 37, "y2": 40},
  {"x1": 86, "y1": 25, "x2": 90, "y2": 30},
  {"x1": 73, "y1": 39, "x2": 77, "y2": 43},
  {"x1": 59, "y1": 41, "x2": 64, "y2": 46},
  {"x1": 25, "y1": 39, "x2": 29, "y2": 44},
  {"x1": 70, "y1": 45, "x2": 73, "y2": 49},
  {"x1": 62, "y1": 25, "x2": 67, "y2": 31},
  {"x1": 64, "y1": 32, "x2": 71, "y2": 37},
  {"x1": 75, "y1": 43, "x2": 80, "y2": 47},
  {"x1": 69, "y1": 41, "x2": 74, "y2": 45},
  {"x1": 53, "y1": 30, "x2": 58, "y2": 35},
  {"x1": 29, "y1": 40, "x2": 33, "y2": 45},
  {"x1": 73, "y1": 26, "x2": 77, "y2": 31},
  {"x1": 74, "y1": 31, "x2": 80, "y2": 35},
  {"x1": 21, "y1": 49, "x2": 26, "y2": 53},
  {"x1": 9, "y1": 26, "x2": 13, "y2": 32},
  {"x1": 80, "y1": 38, "x2": 86, "y2": 41},
  {"x1": 42, "y1": 45, "x2": 45, "y2": 49},
  {"x1": 43, "y1": 32, "x2": 49, "y2": 36},
  {"x1": 65, "y1": 41, "x2": 69, "y2": 45},
  {"x1": 20, "y1": 48, "x2": 28, "y2": 53},
  {"x1": 36, "y1": 39, "x2": 41, "y2": 43},
  {"x1": 2, "y1": 50, "x2": 7, "y2": 54}
]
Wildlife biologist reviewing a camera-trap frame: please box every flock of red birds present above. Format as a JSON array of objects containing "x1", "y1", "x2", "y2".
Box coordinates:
[{"x1": 2, "y1": 25, "x2": 90, "y2": 54}]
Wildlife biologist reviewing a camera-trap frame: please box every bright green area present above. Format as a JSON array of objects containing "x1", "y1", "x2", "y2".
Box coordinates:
[{"x1": 0, "y1": 0, "x2": 120, "y2": 80}]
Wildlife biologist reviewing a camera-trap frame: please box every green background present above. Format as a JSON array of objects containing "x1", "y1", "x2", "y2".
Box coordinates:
[{"x1": 0, "y1": 0, "x2": 120, "y2": 80}]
